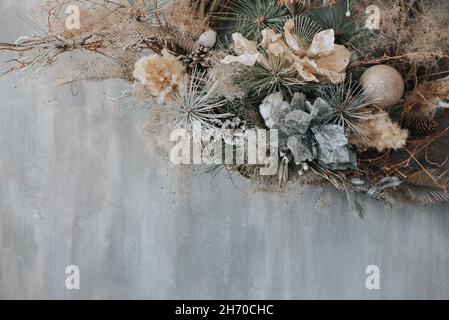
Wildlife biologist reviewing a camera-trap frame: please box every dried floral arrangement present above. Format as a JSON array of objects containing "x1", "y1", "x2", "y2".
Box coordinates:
[{"x1": 1, "y1": 0, "x2": 449, "y2": 217}]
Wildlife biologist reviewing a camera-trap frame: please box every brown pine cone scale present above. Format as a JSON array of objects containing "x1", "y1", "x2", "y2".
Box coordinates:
[{"x1": 402, "y1": 116, "x2": 439, "y2": 137}]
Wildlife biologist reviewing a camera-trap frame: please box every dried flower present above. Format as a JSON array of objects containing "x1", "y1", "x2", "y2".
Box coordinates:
[
  {"x1": 222, "y1": 19, "x2": 350, "y2": 84},
  {"x1": 350, "y1": 112, "x2": 409, "y2": 152},
  {"x1": 404, "y1": 80, "x2": 449, "y2": 118},
  {"x1": 220, "y1": 33, "x2": 261, "y2": 66},
  {"x1": 208, "y1": 53, "x2": 246, "y2": 101},
  {"x1": 133, "y1": 50, "x2": 187, "y2": 103}
]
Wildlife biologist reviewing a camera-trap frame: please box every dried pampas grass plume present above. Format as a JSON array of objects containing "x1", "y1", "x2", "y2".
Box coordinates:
[
  {"x1": 133, "y1": 50, "x2": 187, "y2": 103},
  {"x1": 404, "y1": 80, "x2": 449, "y2": 118},
  {"x1": 351, "y1": 112, "x2": 409, "y2": 152},
  {"x1": 169, "y1": 0, "x2": 209, "y2": 36}
]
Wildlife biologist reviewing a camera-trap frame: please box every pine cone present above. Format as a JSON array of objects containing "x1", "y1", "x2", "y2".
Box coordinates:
[
  {"x1": 177, "y1": 45, "x2": 211, "y2": 71},
  {"x1": 402, "y1": 115, "x2": 439, "y2": 137}
]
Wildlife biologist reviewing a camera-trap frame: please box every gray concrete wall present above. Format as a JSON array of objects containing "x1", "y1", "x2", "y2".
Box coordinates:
[{"x1": 1, "y1": 0, "x2": 448, "y2": 300}]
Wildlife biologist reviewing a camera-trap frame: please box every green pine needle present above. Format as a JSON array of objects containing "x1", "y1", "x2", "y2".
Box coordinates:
[
  {"x1": 238, "y1": 54, "x2": 305, "y2": 101},
  {"x1": 317, "y1": 77, "x2": 379, "y2": 137}
]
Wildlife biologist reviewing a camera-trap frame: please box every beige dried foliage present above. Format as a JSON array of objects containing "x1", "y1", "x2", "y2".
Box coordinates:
[
  {"x1": 353, "y1": 0, "x2": 449, "y2": 62},
  {"x1": 168, "y1": 0, "x2": 209, "y2": 37},
  {"x1": 208, "y1": 53, "x2": 246, "y2": 101},
  {"x1": 406, "y1": 2, "x2": 449, "y2": 57},
  {"x1": 351, "y1": 112, "x2": 409, "y2": 152},
  {"x1": 48, "y1": 4, "x2": 160, "y2": 45},
  {"x1": 133, "y1": 50, "x2": 187, "y2": 102},
  {"x1": 405, "y1": 80, "x2": 449, "y2": 116},
  {"x1": 49, "y1": 7, "x2": 110, "y2": 39},
  {"x1": 47, "y1": 1, "x2": 207, "y2": 47},
  {"x1": 222, "y1": 20, "x2": 351, "y2": 84}
]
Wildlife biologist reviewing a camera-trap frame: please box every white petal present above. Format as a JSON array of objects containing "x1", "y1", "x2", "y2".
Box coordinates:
[
  {"x1": 315, "y1": 45, "x2": 351, "y2": 73},
  {"x1": 307, "y1": 29, "x2": 335, "y2": 58},
  {"x1": 284, "y1": 19, "x2": 301, "y2": 52},
  {"x1": 220, "y1": 53, "x2": 260, "y2": 66},
  {"x1": 232, "y1": 33, "x2": 258, "y2": 55}
]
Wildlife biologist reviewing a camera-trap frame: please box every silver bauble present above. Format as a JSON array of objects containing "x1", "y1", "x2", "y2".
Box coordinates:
[{"x1": 360, "y1": 65, "x2": 404, "y2": 109}]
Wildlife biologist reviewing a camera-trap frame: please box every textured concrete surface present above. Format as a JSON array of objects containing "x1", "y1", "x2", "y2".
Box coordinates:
[{"x1": 1, "y1": 0, "x2": 449, "y2": 300}]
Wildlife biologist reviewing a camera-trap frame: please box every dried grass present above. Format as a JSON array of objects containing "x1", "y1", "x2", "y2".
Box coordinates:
[
  {"x1": 168, "y1": 0, "x2": 209, "y2": 37},
  {"x1": 353, "y1": 0, "x2": 449, "y2": 64},
  {"x1": 350, "y1": 112, "x2": 409, "y2": 152}
]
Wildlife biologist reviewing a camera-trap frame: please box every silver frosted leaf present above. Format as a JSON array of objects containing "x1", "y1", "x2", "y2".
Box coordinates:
[
  {"x1": 367, "y1": 177, "x2": 402, "y2": 198},
  {"x1": 306, "y1": 97, "x2": 332, "y2": 117},
  {"x1": 313, "y1": 125, "x2": 357, "y2": 170},
  {"x1": 290, "y1": 92, "x2": 307, "y2": 111},
  {"x1": 281, "y1": 110, "x2": 313, "y2": 135},
  {"x1": 287, "y1": 135, "x2": 314, "y2": 164}
]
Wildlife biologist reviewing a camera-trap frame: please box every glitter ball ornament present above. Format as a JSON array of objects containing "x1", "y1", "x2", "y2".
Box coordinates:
[{"x1": 360, "y1": 65, "x2": 404, "y2": 109}]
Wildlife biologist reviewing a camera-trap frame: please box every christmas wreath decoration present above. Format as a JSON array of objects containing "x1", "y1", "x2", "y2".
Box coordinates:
[{"x1": 1, "y1": 0, "x2": 449, "y2": 217}]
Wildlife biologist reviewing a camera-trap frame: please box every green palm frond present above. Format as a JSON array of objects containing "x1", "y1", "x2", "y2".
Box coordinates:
[
  {"x1": 222, "y1": 0, "x2": 289, "y2": 41},
  {"x1": 291, "y1": 14, "x2": 322, "y2": 46},
  {"x1": 306, "y1": 0, "x2": 356, "y2": 44}
]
